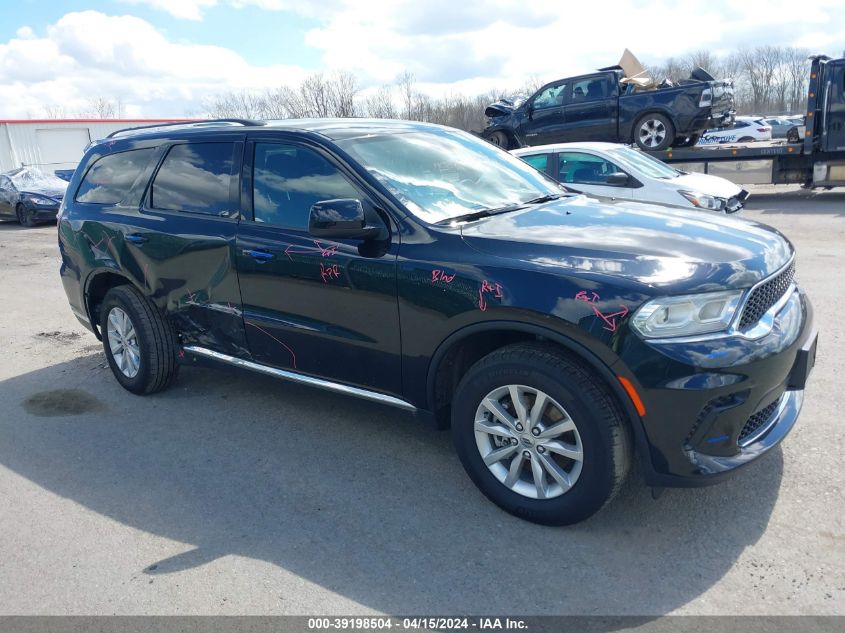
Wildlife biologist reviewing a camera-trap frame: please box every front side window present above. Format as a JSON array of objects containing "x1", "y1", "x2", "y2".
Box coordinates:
[
  {"x1": 76, "y1": 148, "x2": 155, "y2": 204},
  {"x1": 151, "y1": 143, "x2": 234, "y2": 216},
  {"x1": 533, "y1": 83, "x2": 567, "y2": 109},
  {"x1": 558, "y1": 152, "x2": 625, "y2": 185},
  {"x1": 252, "y1": 143, "x2": 359, "y2": 229},
  {"x1": 337, "y1": 128, "x2": 559, "y2": 224}
]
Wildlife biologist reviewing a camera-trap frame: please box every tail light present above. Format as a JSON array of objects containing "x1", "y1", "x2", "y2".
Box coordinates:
[{"x1": 757, "y1": 128, "x2": 769, "y2": 133}]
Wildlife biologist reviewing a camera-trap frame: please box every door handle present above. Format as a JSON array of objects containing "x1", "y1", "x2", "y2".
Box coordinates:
[
  {"x1": 243, "y1": 249, "x2": 275, "y2": 261},
  {"x1": 125, "y1": 234, "x2": 147, "y2": 245}
]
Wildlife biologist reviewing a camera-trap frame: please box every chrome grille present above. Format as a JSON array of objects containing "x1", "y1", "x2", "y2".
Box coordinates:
[
  {"x1": 738, "y1": 261, "x2": 795, "y2": 329},
  {"x1": 738, "y1": 397, "x2": 781, "y2": 445}
]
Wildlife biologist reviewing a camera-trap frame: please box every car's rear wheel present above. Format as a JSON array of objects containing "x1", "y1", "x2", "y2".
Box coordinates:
[
  {"x1": 634, "y1": 113, "x2": 675, "y2": 151},
  {"x1": 16, "y1": 204, "x2": 36, "y2": 227},
  {"x1": 786, "y1": 127, "x2": 800, "y2": 143},
  {"x1": 451, "y1": 343, "x2": 632, "y2": 525},
  {"x1": 100, "y1": 285, "x2": 179, "y2": 395},
  {"x1": 738, "y1": 136, "x2": 755, "y2": 143},
  {"x1": 488, "y1": 131, "x2": 510, "y2": 150}
]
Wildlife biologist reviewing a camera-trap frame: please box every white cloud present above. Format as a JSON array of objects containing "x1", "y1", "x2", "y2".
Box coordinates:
[
  {"x1": 2, "y1": 1, "x2": 845, "y2": 119},
  {"x1": 0, "y1": 10, "x2": 311, "y2": 118},
  {"x1": 120, "y1": 0, "x2": 217, "y2": 21}
]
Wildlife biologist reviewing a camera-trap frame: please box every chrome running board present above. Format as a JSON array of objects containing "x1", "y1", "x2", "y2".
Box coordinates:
[{"x1": 183, "y1": 345, "x2": 418, "y2": 412}]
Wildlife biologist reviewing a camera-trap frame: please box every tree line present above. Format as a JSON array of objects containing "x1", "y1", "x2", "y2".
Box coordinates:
[{"x1": 41, "y1": 45, "x2": 816, "y2": 130}]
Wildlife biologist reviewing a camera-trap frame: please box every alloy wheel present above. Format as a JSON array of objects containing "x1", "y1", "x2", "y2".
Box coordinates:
[
  {"x1": 474, "y1": 384, "x2": 583, "y2": 499},
  {"x1": 638, "y1": 118, "x2": 667, "y2": 149},
  {"x1": 106, "y1": 307, "x2": 141, "y2": 378}
]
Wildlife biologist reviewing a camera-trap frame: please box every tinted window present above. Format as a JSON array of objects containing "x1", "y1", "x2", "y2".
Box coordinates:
[
  {"x1": 76, "y1": 148, "x2": 155, "y2": 204},
  {"x1": 571, "y1": 78, "x2": 606, "y2": 102},
  {"x1": 558, "y1": 152, "x2": 624, "y2": 185},
  {"x1": 521, "y1": 153, "x2": 549, "y2": 172},
  {"x1": 152, "y1": 143, "x2": 234, "y2": 216},
  {"x1": 253, "y1": 143, "x2": 359, "y2": 229}
]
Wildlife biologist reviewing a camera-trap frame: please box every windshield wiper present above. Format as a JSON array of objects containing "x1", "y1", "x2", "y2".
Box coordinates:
[{"x1": 436, "y1": 193, "x2": 564, "y2": 225}]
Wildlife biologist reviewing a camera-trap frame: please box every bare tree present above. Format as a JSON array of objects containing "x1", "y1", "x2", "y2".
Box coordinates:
[
  {"x1": 395, "y1": 71, "x2": 416, "y2": 120},
  {"x1": 42, "y1": 104, "x2": 67, "y2": 118},
  {"x1": 76, "y1": 96, "x2": 118, "y2": 118}
]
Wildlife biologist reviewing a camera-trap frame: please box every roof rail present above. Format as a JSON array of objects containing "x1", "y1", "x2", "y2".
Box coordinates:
[{"x1": 106, "y1": 118, "x2": 265, "y2": 139}]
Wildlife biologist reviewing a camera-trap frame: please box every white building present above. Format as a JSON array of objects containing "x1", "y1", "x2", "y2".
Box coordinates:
[{"x1": 0, "y1": 119, "x2": 190, "y2": 174}]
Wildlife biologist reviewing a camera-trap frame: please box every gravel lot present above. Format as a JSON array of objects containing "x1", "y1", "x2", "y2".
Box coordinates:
[{"x1": 0, "y1": 185, "x2": 843, "y2": 616}]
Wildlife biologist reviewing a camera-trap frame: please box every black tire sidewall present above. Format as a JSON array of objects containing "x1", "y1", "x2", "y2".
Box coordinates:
[
  {"x1": 491, "y1": 131, "x2": 509, "y2": 149},
  {"x1": 452, "y1": 356, "x2": 619, "y2": 525},
  {"x1": 100, "y1": 289, "x2": 152, "y2": 394}
]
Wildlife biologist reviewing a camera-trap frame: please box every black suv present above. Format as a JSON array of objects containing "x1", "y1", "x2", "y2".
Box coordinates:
[{"x1": 58, "y1": 119, "x2": 816, "y2": 525}]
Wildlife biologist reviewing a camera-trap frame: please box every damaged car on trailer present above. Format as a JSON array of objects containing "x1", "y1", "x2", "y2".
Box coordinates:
[{"x1": 484, "y1": 49, "x2": 735, "y2": 152}]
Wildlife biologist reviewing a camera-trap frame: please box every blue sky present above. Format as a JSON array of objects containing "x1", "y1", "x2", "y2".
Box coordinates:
[
  {"x1": 1, "y1": 0, "x2": 844, "y2": 118},
  {"x1": 1, "y1": 0, "x2": 323, "y2": 67}
]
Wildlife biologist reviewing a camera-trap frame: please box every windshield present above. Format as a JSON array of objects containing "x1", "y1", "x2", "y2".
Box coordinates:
[
  {"x1": 8, "y1": 167, "x2": 68, "y2": 192},
  {"x1": 336, "y1": 128, "x2": 561, "y2": 224},
  {"x1": 607, "y1": 146, "x2": 680, "y2": 180}
]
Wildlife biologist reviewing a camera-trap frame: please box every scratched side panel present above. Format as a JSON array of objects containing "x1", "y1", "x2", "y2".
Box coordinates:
[
  {"x1": 235, "y1": 223, "x2": 402, "y2": 395},
  {"x1": 396, "y1": 228, "x2": 650, "y2": 410}
]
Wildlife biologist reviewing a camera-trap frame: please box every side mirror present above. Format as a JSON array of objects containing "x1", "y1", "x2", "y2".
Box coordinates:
[
  {"x1": 606, "y1": 172, "x2": 630, "y2": 187},
  {"x1": 308, "y1": 199, "x2": 382, "y2": 240}
]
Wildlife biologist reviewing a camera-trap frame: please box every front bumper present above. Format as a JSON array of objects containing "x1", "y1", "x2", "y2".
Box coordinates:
[
  {"x1": 619, "y1": 284, "x2": 815, "y2": 486},
  {"x1": 25, "y1": 203, "x2": 59, "y2": 221}
]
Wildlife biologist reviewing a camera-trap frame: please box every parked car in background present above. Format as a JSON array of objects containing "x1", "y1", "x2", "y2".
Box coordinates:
[
  {"x1": 698, "y1": 117, "x2": 773, "y2": 144},
  {"x1": 0, "y1": 167, "x2": 67, "y2": 226},
  {"x1": 763, "y1": 116, "x2": 800, "y2": 139},
  {"x1": 512, "y1": 142, "x2": 748, "y2": 213},
  {"x1": 786, "y1": 116, "x2": 806, "y2": 143},
  {"x1": 58, "y1": 119, "x2": 815, "y2": 525},
  {"x1": 483, "y1": 67, "x2": 734, "y2": 152}
]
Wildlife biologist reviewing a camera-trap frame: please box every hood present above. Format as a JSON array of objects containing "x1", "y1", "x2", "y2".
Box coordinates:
[
  {"x1": 20, "y1": 189, "x2": 64, "y2": 200},
  {"x1": 484, "y1": 95, "x2": 526, "y2": 118},
  {"x1": 672, "y1": 172, "x2": 743, "y2": 200},
  {"x1": 460, "y1": 195, "x2": 792, "y2": 294}
]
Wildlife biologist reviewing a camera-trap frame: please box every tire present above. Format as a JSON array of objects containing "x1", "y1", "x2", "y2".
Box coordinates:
[
  {"x1": 737, "y1": 136, "x2": 754, "y2": 143},
  {"x1": 488, "y1": 131, "x2": 511, "y2": 150},
  {"x1": 451, "y1": 343, "x2": 632, "y2": 525},
  {"x1": 673, "y1": 134, "x2": 700, "y2": 148},
  {"x1": 633, "y1": 113, "x2": 675, "y2": 151},
  {"x1": 99, "y1": 285, "x2": 179, "y2": 395},
  {"x1": 17, "y1": 204, "x2": 36, "y2": 227},
  {"x1": 786, "y1": 128, "x2": 800, "y2": 143}
]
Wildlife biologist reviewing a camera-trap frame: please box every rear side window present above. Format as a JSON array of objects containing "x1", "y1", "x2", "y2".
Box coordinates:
[
  {"x1": 75, "y1": 148, "x2": 155, "y2": 204},
  {"x1": 151, "y1": 143, "x2": 234, "y2": 216}
]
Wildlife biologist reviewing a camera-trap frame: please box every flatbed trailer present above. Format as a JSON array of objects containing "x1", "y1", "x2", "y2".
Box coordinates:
[{"x1": 644, "y1": 55, "x2": 845, "y2": 188}]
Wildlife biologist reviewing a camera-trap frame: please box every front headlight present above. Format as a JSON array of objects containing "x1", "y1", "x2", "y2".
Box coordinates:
[
  {"x1": 679, "y1": 190, "x2": 725, "y2": 211},
  {"x1": 631, "y1": 290, "x2": 744, "y2": 338},
  {"x1": 26, "y1": 195, "x2": 56, "y2": 206}
]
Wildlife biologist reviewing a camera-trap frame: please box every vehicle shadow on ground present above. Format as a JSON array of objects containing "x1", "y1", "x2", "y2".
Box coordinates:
[
  {"x1": 0, "y1": 353, "x2": 784, "y2": 615},
  {"x1": 745, "y1": 190, "x2": 845, "y2": 216}
]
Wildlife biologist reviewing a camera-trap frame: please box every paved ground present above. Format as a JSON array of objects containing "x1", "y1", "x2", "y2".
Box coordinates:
[{"x1": 0, "y1": 186, "x2": 843, "y2": 616}]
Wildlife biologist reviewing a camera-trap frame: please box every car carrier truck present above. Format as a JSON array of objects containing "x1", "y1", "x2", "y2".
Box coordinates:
[{"x1": 645, "y1": 55, "x2": 845, "y2": 189}]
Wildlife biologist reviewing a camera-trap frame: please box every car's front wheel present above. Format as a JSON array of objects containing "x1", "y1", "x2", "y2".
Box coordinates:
[
  {"x1": 16, "y1": 204, "x2": 36, "y2": 227},
  {"x1": 487, "y1": 131, "x2": 511, "y2": 149},
  {"x1": 100, "y1": 285, "x2": 179, "y2": 395},
  {"x1": 451, "y1": 343, "x2": 632, "y2": 525}
]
